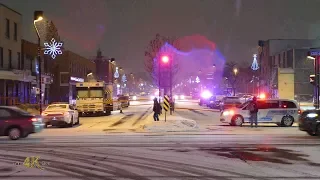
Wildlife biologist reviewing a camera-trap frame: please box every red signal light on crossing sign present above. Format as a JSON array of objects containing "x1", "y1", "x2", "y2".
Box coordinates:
[{"x1": 161, "y1": 55, "x2": 169, "y2": 63}]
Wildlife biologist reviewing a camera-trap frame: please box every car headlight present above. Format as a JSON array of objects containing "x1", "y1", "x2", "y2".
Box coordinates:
[
  {"x1": 132, "y1": 96, "x2": 137, "y2": 100},
  {"x1": 307, "y1": 113, "x2": 318, "y2": 118},
  {"x1": 222, "y1": 110, "x2": 234, "y2": 116},
  {"x1": 180, "y1": 95, "x2": 185, "y2": 99}
]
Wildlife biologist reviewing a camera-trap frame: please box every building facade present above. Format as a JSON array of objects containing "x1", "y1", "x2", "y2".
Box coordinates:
[
  {"x1": 50, "y1": 50, "x2": 96, "y2": 103},
  {"x1": 21, "y1": 39, "x2": 54, "y2": 104},
  {"x1": 94, "y1": 49, "x2": 115, "y2": 84},
  {"x1": 0, "y1": 3, "x2": 36, "y2": 105},
  {"x1": 260, "y1": 39, "x2": 320, "y2": 101}
]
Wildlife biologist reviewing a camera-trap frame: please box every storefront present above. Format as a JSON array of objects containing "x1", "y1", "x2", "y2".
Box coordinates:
[
  {"x1": 0, "y1": 70, "x2": 36, "y2": 105},
  {"x1": 69, "y1": 76, "x2": 84, "y2": 104}
]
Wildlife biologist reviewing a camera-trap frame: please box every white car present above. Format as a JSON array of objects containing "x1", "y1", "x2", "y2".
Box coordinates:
[
  {"x1": 42, "y1": 103, "x2": 79, "y2": 128},
  {"x1": 220, "y1": 99, "x2": 299, "y2": 127},
  {"x1": 239, "y1": 95, "x2": 253, "y2": 104}
]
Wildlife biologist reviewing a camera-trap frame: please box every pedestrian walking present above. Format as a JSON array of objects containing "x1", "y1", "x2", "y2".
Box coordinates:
[
  {"x1": 153, "y1": 98, "x2": 161, "y2": 121},
  {"x1": 249, "y1": 96, "x2": 258, "y2": 127}
]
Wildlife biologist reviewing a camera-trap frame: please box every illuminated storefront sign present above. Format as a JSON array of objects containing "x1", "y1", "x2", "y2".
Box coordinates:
[{"x1": 70, "y1": 76, "x2": 84, "y2": 82}]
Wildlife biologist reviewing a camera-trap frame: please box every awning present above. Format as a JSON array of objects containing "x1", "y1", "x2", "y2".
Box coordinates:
[{"x1": 0, "y1": 70, "x2": 36, "y2": 82}]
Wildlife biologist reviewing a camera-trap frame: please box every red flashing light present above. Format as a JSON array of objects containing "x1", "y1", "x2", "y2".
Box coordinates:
[
  {"x1": 161, "y1": 55, "x2": 169, "y2": 63},
  {"x1": 259, "y1": 93, "x2": 266, "y2": 99}
]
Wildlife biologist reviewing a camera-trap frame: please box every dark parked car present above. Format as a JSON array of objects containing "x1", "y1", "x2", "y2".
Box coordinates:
[
  {"x1": 220, "y1": 96, "x2": 242, "y2": 112},
  {"x1": 209, "y1": 100, "x2": 221, "y2": 109},
  {"x1": 299, "y1": 109, "x2": 320, "y2": 136},
  {"x1": 0, "y1": 106, "x2": 44, "y2": 140},
  {"x1": 118, "y1": 95, "x2": 130, "y2": 108}
]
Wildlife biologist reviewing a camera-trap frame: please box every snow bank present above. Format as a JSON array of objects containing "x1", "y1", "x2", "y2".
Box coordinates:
[{"x1": 144, "y1": 119, "x2": 199, "y2": 132}]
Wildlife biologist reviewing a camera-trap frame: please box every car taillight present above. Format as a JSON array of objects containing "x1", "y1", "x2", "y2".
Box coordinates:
[
  {"x1": 30, "y1": 118, "x2": 38, "y2": 122},
  {"x1": 298, "y1": 109, "x2": 302, "y2": 115}
]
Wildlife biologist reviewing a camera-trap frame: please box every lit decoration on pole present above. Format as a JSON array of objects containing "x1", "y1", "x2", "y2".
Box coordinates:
[
  {"x1": 43, "y1": 38, "x2": 63, "y2": 59},
  {"x1": 114, "y1": 67, "x2": 119, "y2": 78},
  {"x1": 35, "y1": 58, "x2": 39, "y2": 74},
  {"x1": 122, "y1": 74, "x2": 127, "y2": 83},
  {"x1": 196, "y1": 76, "x2": 200, "y2": 83},
  {"x1": 251, "y1": 54, "x2": 259, "y2": 71}
]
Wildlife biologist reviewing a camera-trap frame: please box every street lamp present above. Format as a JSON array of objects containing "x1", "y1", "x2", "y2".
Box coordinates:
[
  {"x1": 33, "y1": 11, "x2": 44, "y2": 114},
  {"x1": 212, "y1": 64, "x2": 216, "y2": 92},
  {"x1": 233, "y1": 68, "x2": 238, "y2": 75},
  {"x1": 233, "y1": 68, "x2": 238, "y2": 96}
]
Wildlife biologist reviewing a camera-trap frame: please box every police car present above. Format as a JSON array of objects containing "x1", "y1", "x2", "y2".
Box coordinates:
[{"x1": 220, "y1": 99, "x2": 300, "y2": 127}]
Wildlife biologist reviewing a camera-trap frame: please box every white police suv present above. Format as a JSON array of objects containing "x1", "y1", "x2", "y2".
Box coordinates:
[{"x1": 220, "y1": 99, "x2": 300, "y2": 127}]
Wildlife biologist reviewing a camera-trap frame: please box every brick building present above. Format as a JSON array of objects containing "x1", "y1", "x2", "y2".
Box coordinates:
[
  {"x1": 94, "y1": 49, "x2": 116, "y2": 83},
  {"x1": 0, "y1": 3, "x2": 36, "y2": 105},
  {"x1": 259, "y1": 39, "x2": 320, "y2": 100},
  {"x1": 21, "y1": 39, "x2": 54, "y2": 104},
  {"x1": 50, "y1": 50, "x2": 96, "y2": 103}
]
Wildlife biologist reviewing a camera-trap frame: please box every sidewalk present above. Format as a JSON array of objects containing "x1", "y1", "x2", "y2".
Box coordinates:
[{"x1": 143, "y1": 112, "x2": 199, "y2": 132}]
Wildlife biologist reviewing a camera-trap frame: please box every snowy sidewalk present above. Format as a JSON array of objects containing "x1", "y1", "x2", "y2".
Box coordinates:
[{"x1": 143, "y1": 112, "x2": 199, "y2": 132}]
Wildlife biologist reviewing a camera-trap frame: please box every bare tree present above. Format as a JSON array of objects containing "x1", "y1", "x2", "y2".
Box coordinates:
[
  {"x1": 144, "y1": 34, "x2": 180, "y2": 87},
  {"x1": 223, "y1": 61, "x2": 237, "y2": 79}
]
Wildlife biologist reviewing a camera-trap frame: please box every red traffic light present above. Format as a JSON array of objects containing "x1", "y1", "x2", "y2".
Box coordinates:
[{"x1": 161, "y1": 55, "x2": 169, "y2": 63}]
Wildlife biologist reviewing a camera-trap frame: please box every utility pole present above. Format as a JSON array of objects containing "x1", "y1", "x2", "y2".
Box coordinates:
[
  {"x1": 315, "y1": 56, "x2": 319, "y2": 108},
  {"x1": 170, "y1": 56, "x2": 173, "y2": 115},
  {"x1": 34, "y1": 11, "x2": 44, "y2": 114},
  {"x1": 258, "y1": 40, "x2": 264, "y2": 96},
  {"x1": 158, "y1": 56, "x2": 161, "y2": 101}
]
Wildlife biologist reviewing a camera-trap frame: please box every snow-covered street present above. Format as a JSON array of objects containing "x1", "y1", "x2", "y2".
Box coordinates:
[{"x1": 0, "y1": 100, "x2": 319, "y2": 179}]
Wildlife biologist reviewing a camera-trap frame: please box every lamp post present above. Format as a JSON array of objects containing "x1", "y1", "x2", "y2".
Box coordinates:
[
  {"x1": 109, "y1": 58, "x2": 115, "y2": 83},
  {"x1": 33, "y1": 11, "x2": 43, "y2": 114},
  {"x1": 212, "y1": 64, "x2": 216, "y2": 93},
  {"x1": 307, "y1": 54, "x2": 319, "y2": 108},
  {"x1": 130, "y1": 73, "x2": 134, "y2": 95},
  {"x1": 233, "y1": 67, "x2": 238, "y2": 96}
]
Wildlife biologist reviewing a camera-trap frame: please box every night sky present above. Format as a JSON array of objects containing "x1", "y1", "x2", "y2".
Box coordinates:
[{"x1": 1, "y1": 0, "x2": 320, "y2": 74}]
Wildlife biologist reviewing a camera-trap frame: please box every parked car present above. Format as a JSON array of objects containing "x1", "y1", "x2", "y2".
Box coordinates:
[
  {"x1": 199, "y1": 90, "x2": 213, "y2": 106},
  {"x1": 0, "y1": 106, "x2": 44, "y2": 140},
  {"x1": 299, "y1": 109, "x2": 320, "y2": 136},
  {"x1": 220, "y1": 96, "x2": 242, "y2": 112},
  {"x1": 118, "y1": 95, "x2": 130, "y2": 108},
  {"x1": 239, "y1": 94, "x2": 254, "y2": 104},
  {"x1": 42, "y1": 103, "x2": 79, "y2": 128},
  {"x1": 208, "y1": 97, "x2": 221, "y2": 109}
]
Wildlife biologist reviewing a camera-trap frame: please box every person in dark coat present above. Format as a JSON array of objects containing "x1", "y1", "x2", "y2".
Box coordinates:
[
  {"x1": 153, "y1": 98, "x2": 161, "y2": 121},
  {"x1": 249, "y1": 96, "x2": 258, "y2": 127}
]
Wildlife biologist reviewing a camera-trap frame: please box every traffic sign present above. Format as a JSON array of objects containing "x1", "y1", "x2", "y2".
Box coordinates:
[{"x1": 163, "y1": 95, "x2": 170, "y2": 111}]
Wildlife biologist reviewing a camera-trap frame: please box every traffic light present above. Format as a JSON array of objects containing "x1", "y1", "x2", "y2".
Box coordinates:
[
  {"x1": 161, "y1": 55, "x2": 169, "y2": 63},
  {"x1": 310, "y1": 74, "x2": 315, "y2": 85}
]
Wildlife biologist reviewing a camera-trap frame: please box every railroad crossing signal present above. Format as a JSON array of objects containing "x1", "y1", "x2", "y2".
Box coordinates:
[{"x1": 163, "y1": 95, "x2": 170, "y2": 111}]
